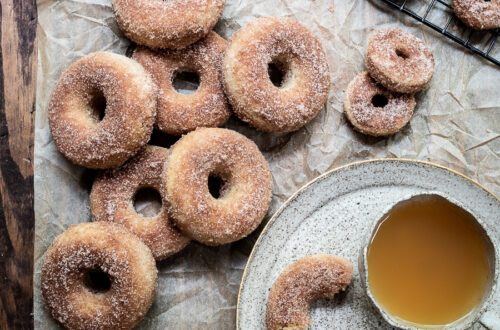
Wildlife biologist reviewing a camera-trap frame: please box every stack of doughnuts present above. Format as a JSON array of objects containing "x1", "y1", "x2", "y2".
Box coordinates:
[
  {"x1": 44, "y1": 0, "x2": 334, "y2": 327},
  {"x1": 90, "y1": 127, "x2": 272, "y2": 250},
  {"x1": 344, "y1": 28, "x2": 434, "y2": 136}
]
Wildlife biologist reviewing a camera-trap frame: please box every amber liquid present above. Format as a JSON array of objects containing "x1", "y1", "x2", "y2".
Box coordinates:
[{"x1": 367, "y1": 195, "x2": 491, "y2": 326}]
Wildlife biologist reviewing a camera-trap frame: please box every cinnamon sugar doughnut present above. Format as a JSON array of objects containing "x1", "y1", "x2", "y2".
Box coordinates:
[
  {"x1": 48, "y1": 52, "x2": 157, "y2": 169},
  {"x1": 165, "y1": 128, "x2": 272, "y2": 246},
  {"x1": 90, "y1": 146, "x2": 190, "y2": 260},
  {"x1": 41, "y1": 222, "x2": 157, "y2": 330},
  {"x1": 132, "y1": 32, "x2": 231, "y2": 135},
  {"x1": 451, "y1": 0, "x2": 500, "y2": 30},
  {"x1": 266, "y1": 255, "x2": 353, "y2": 330},
  {"x1": 111, "y1": 0, "x2": 225, "y2": 49},
  {"x1": 223, "y1": 17, "x2": 330, "y2": 133},
  {"x1": 344, "y1": 72, "x2": 416, "y2": 136},
  {"x1": 366, "y1": 28, "x2": 434, "y2": 94}
]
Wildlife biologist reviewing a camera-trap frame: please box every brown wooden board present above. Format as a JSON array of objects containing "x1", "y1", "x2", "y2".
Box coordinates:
[{"x1": 0, "y1": 0, "x2": 37, "y2": 328}]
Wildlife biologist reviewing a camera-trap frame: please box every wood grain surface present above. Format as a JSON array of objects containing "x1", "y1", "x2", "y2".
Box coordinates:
[{"x1": 0, "y1": 0, "x2": 37, "y2": 328}]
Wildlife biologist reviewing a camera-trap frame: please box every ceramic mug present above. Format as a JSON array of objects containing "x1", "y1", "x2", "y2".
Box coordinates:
[{"x1": 358, "y1": 193, "x2": 499, "y2": 330}]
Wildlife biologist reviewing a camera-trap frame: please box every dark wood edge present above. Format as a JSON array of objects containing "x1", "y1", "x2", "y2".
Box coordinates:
[{"x1": 0, "y1": 0, "x2": 37, "y2": 328}]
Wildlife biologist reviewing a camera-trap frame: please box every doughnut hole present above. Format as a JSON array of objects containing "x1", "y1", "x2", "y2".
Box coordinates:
[
  {"x1": 371, "y1": 94, "x2": 389, "y2": 108},
  {"x1": 207, "y1": 172, "x2": 230, "y2": 199},
  {"x1": 395, "y1": 48, "x2": 409, "y2": 60},
  {"x1": 172, "y1": 70, "x2": 200, "y2": 95},
  {"x1": 133, "y1": 187, "x2": 162, "y2": 217},
  {"x1": 83, "y1": 268, "x2": 112, "y2": 293},
  {"x1": 267, "y1": 56, "x2": 292, "y2": 88},
  {"x1": 87, "y1": 88, "x2": 106, "y2": 123}
]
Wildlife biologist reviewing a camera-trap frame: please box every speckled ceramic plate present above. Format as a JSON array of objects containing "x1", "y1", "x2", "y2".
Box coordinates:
[{"x1": 237, "y1": 159, "x2": 500, "y2": 329}]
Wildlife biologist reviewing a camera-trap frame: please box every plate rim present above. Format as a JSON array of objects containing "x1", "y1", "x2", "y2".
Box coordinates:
[{"x1": 235, "y1": 158, "x2": 500, "y2": 329}]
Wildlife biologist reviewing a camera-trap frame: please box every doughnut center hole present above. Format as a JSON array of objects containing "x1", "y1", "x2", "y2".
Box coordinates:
[
  {"x1": 208, "y1": 174, "x2": 226, "y2": 199},
  {"x1": 133, "y1": 188, "x2": 162, "y2": 217},
  {"x1": 395, "y1": 49, "x2": 409, "y2": 60},
  {"x1": 371, "y1": 94, "x2": 389, "y2": 108},
  {"x1": 89, "y1": 90, "x2": 106, "y2": 122},
  {"x1": 268, "y1": 58, "x2": 289, "y2": 88},
  {"x1": 83, "y1": 269, "x2": 112, "y2": 293},
  {"x1": 173, "y1": 71, "x2": 200, "y2": 95}
]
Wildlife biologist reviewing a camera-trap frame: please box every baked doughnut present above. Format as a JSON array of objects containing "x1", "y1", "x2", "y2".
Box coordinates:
[
  {"x1": 165, "y1": 128, "x2": 272, "y2": 245},
  {"x1": 48, "y1": 52, "x2": 157, "y2": 169},
  {"x1": 133, "y1": 32, "x2": 231, "y2": 135},
  {"x1": 90, "y1": 145, "x2": 190, "y2": 260},
  {"x1": 344, "y1": 72, "x2": 416, "y2": 136},
  {"x1": 266, "y1": 255, "x2": 353, "y2": 330},
  {"x1": 111, "y1": 0, "x2": 225, "y2": 49},
  {"x1": 452, "y1": 0, "x2": 500, "y2": 30},
  {"x1": 223, "y1": 16, "x2": 330, "y2": 133},
  {"x1": 366, "y1": 28, "x2": 434, "y2": 94},
  {"x1": 41, "y1": 222, "x2": 157, "y2": 330}
]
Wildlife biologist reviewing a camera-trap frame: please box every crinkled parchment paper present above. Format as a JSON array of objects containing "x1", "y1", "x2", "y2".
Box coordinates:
[{"x1": 34, "y1": 0, "x2": 500, "y2": 328}]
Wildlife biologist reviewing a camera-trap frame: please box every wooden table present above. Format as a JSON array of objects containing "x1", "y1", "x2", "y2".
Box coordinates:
[{"x1": 0, "y1": 0, "x2": 37, "y2": 328}]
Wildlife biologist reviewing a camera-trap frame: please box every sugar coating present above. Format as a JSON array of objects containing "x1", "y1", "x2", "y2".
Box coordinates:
[
  {"x1": 165, "y1": 128, "x2": 272, "y2": 246},
  {"x1": 366, "y1": 28, "x2": 434, "y2": 94},
  {"x1": 111, "y1": 0, "x2": 225, "y2": 49},
  {"x1": 451, "y1": 0, "x2": 500, "y2": 30},
  {"x1": 223, "y1": 16, "x2": 331, "y2": 133},
  {"x1": 133, "y1": 32, "x2": 231, "y2": 135},
  {"x1": 344, "y1": 72, "x2": 416, "y2": 136},
  {"x1": 266, "y1": 255, "x2": 353, "y2": 330},
  {"x1": 41, "y1": 222, "x2": 157, "y2": 330},
  {"x1": 90, "y1": 145, "x2": 190, "y2": 260},
  {"x1": 48, "y1": 52, "x2": 157, "y2": 169}
]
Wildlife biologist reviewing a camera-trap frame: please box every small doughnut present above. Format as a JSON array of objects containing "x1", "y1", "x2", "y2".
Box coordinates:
[
  {"x1": 344, "y1": 72, "x2": 416, "y2": 136},
  {"x1": 366, "y1": 28, "x2": 434, "y2": 94},
  {"x1": 90, "y1": 145, "x2": 190, "y2": 260},
  {"x1": 48, "y1": 52, "x2": 157, "y2": 169},
  {"x1": 111, "y1": 0, "x2": 225, "y2": 49},
  {"x1": 165, "y1": 128, "x2": 272, "y2": 246},
  {"x1": 41, "y1": 222, "x2": 157, "y2": 330},
  {"x1": 266, "y1": 255, "x2": 353, "y2": 330},
  {"x1": 132, "y1": 32, "x2": 231, "y2": 135},
  {"x1": 451, "y1": 0, "x2": 500, "y2": 30},
  {"x1": 223, "y1": 16, "x2": 330, "y2": 133}
]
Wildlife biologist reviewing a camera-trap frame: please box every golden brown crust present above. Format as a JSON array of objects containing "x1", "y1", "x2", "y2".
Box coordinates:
[
  {"x1": 41, "y1": 222, "x2": 157, "y2": 330},
  {"x1": 223, "y1": 16, "x2": 330, "y2": 133},
  {"x1": 90, "y1": 146, "x2": 190, "y2": 260},
  {"x1": 266, "y1": 255, "x2": 353, "y2": 330},
  {"x1": 132, "y1": 32, "x2": 231, "y2": 135},
  {"x1": 344, "y1": 72, "x2": 415, "y2": 136},
  {"x1": 48, "y1": 52, "x2": 157, "y2": 169},
  {"x1": 451, "y1": 0, "x2": 500, "y2": 30},
  {"x1": 366, "y1": 28, "x2": 434, "y2": 94},
  {"x1": 111, "y1": 0, "x2": 225, "y2": 49},
  {"x1": 165, "y1": 128, "x2": 272, "y2": 245}
]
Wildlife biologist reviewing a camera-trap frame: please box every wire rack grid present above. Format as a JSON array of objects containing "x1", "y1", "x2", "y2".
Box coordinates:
[{"x1": 379, "y1": 0, "x2": 500, "y2": 67}]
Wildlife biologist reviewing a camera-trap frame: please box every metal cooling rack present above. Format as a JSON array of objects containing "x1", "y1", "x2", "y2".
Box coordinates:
[{"x1": 379, "y1": 0, "x2": 500, "y2": 67}]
